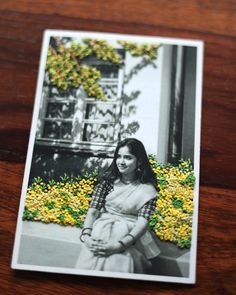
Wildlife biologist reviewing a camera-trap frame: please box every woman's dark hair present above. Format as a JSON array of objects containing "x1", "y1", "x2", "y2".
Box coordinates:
[{"x1": 101, "y1": 138, "x2": 157, "y2": 187}]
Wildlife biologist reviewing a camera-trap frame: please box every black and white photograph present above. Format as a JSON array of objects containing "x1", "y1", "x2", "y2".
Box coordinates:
[{"x1": 11, "y1": 30, "x2": 203, "y2": 284}]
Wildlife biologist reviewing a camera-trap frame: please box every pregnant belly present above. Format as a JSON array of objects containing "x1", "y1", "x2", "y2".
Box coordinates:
[{"x1": 91, "y1": 212, "x2": 135, "y2": 242}]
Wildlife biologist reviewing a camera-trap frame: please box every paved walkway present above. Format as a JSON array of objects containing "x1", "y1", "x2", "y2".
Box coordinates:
[
  {"x1": 18, "y1": 221, "x2": 82, "y2": 268},
  {"x1": 17, "y1": 221, "x2": 190, "y2": 277}
]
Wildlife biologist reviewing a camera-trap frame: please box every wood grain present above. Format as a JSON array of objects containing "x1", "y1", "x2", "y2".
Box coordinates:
[{"x1": 0, "y1": 0, "x2": 236, "y2": 294}]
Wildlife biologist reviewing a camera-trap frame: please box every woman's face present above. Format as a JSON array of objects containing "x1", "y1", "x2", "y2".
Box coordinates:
[{"x1": 116, "y1": 146, "x2": 138, "y2": 177}]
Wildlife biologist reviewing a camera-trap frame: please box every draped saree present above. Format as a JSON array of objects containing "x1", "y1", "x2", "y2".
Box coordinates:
[{"x1": 75, "y1": 181, "x2": 160, "y2": 274}]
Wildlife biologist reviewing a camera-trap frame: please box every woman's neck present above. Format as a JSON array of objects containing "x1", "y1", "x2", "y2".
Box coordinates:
[{"x1": 120, "y1": 173, "x2": 137, "y2": 184}]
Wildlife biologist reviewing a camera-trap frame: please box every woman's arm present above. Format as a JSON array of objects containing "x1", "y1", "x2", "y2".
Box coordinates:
[
  {"x1": 81, "y1": 208, "x2": 100, "y2": 248},
  {"x1": 83, "y1": 207, "x2": 100, "y2": 228},
  {"x1": 81, "y1": 180, "x2": 111, "y2": 250},
  {"x1": 119, "y1": 216, "x2": 148, "y2": 248},
  {"x1": 119, "y1": 196, "x2": 157, "y2": 247}
]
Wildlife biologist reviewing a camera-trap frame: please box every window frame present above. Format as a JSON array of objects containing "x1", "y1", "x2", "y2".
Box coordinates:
[{"x1": 36, "y1": 52, "x2": 125, "y2": 156}]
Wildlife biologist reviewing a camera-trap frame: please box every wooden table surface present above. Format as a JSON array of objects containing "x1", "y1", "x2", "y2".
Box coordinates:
[{"x1": 0, "y1": 1, "x2": 236, "y2": 294}]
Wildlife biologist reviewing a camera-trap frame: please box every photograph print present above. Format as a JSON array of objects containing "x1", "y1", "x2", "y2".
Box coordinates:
[{"x1": 11, "y1": 30, "x2": 203, "y2": 284}]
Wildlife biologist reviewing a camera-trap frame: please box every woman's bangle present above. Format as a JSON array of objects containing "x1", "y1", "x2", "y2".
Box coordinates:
[
  {"x1": 118, "y1": 234, "x2": 136, "y2": 250},
  {"x1": 81, "y1": 227, "x2": 92, "y2": 234},
  {"x1": 80, "y1": 232, "x2": 91, "y2": 243},
  {"x1": 126, "y1": 233, "x2": 136, "y2": 245},
  {"x1": 118, "y1": 240, "x2": 126, "y2": 251}
]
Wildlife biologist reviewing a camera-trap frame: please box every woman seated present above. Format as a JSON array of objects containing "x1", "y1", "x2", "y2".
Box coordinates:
[{"x1": 75, "y1": 138, "x2": 160, "y2": 274}]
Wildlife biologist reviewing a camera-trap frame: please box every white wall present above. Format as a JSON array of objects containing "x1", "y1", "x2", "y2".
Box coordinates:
[
  {"x1": 157, "y1": 45, "x2": 173, "y2": 163},
  {"x1": 121, "y1": 49, "x2": 163, "y2": 156}
]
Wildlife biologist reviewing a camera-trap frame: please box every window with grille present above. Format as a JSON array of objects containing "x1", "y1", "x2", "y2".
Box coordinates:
[
  {"x1": 42, "y1": 99, "x2": 75, "y2": 142},
  {"x1": 36, "y1": 51, "x2": 125, "y2": 154}
]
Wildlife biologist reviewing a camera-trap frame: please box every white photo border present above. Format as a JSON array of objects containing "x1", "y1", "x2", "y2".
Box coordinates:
[{"x1": 11, "y1": 29, "x2": 204, "y2": 284}]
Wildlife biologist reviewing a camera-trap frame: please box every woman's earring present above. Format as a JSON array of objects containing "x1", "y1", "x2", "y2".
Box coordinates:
[{"x1": 136, "y1": 167, "x2": 141, "y2": 173}]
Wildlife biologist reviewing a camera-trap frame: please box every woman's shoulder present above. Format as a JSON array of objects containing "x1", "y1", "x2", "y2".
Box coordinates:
[
  {"x1": 136, "y1": 182, "x2": 157, "y2": 204},
  {"x1": 96, "y1": 179, "x2": 114, "y2": 190},
  {"x1": 139, "y1": 182, "x2": 157, "y2": 194}
]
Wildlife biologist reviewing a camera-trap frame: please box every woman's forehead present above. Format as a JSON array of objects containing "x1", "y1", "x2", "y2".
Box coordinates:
[{"x1": 117, "y1": 145, "x2": 132, "y2": 155}]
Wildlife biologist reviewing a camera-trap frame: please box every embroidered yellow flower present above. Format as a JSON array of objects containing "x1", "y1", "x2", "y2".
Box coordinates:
[
  {"x1": 23, "y1": 157, "x2": 194, "y2": 249},
  {"x1": 148, "y1": 156, "x2": 195, "y2": 248}
]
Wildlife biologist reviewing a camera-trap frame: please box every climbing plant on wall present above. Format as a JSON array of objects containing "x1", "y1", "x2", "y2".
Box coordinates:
[
  {"x1": 118, "y1": 40, "x2": 160, "y2": 60},
  {"x1": 46, "y1": 37, "x2": 161, "y2": 100}
]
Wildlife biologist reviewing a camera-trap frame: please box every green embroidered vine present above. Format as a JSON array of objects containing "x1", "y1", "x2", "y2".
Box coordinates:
[
  {"x1": 46, "y1": 37, "x2": 161, "y2": 100},
  {"x1": 46, "y1": 43, "x2": 106, "y2": 100},
  {"x1": 71, "y1": 38, "x2": 123, "y2": 64},
  {"x1": 118, "y1": 40, "x2": 161, "y2": 60}
]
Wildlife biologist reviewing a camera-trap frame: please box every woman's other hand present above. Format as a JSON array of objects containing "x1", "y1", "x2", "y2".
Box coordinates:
[
  {"x1": 83, "y1": 236, "x2": 105, "y2": 252},
  {"x1": 83, "y1": 235, "x2": 97, "y2": 249}
]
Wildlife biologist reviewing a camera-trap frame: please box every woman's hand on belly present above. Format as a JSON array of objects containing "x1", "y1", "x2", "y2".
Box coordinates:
[{"x1": 89, "y1": 241, "x2": 123, "y2": 257}]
